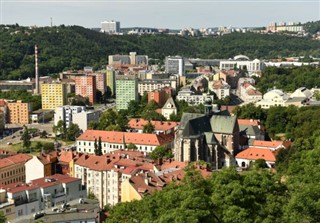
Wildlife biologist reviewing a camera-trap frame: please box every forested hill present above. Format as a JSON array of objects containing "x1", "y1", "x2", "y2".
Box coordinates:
[{"x1": 1, "y1": 24, "x2": 320, "y2": 80}]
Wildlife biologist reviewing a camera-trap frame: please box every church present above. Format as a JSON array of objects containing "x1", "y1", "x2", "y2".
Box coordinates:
[{"x1": 174, "y1": 99, "x2": 239, "y2": 169}]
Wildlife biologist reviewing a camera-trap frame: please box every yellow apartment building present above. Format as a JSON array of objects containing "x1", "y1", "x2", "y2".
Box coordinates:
[
  {"x1": 7, "y1": 100, "x2": 31, "y2": 124},
  {"x1": 41, "y1": 83, "x2": 67, "y2": 110}
]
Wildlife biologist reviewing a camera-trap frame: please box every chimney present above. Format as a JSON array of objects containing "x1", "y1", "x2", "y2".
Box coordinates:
[{"x1": 35, "y1": 45, "x2": 40, "y2": 95}]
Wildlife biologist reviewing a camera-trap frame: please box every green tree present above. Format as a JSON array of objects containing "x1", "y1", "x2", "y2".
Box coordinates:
[
  {"x1": 53, "y1": 120, "x2": 66, "y2": 139},
  {"x1": 21, "y1": 125, "x2": 31, "y2": 150},
  {"x1": 149, "y1": 145, "x2": 173, "y2": 161},
  {"x1": 0, "y1": 211, "x2": 6, "y2": 223},
  {"x1": 143, "y1": 121, "x2": 155, "y2": 133},
  {"x1": 127, "y1": 143, "x2": 137, "y2": 150},
  {"x1": 66, "y1": 123, "x2": 81, "y2": 141}
]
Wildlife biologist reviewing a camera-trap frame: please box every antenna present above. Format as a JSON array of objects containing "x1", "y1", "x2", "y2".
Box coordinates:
[{"x1": 50, "y1": 17, "x2": 53, "y2": 27}]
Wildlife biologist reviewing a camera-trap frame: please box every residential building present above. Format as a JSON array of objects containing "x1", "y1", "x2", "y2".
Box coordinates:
[
  {"x1": 161, "y1": 97, "x2": 177, "y2": 120},
  {"x1": 106, "y1": 67, "x2": 116, "y2": 96},
  {"x1": 115, "y1": 75, "x2": 138, "y2": 110},
  {"x1": 174, "y1": 112, "x2": 239, "y2": 169},
  {"x1": 54, "y1": 106, "x2": 86, "y2": 128},
  {"x1": 0, "y1": 189, "x2": 15, "y2": 222},
  {"x1": 251, "y1": 139, "x2": 292, "y2": 151},
  {"x1": 256, "y1": 89, "x2": 289, "y2": 109},
  {"x1": 236, "y1": 147, "x2": 276, "y2": 168},
  {"x1": 239, "y1": 82, "x2": 262, "y2": 102},
  {"x1": 41, "y1": 82, "x2": 67, "y2": 110},
  {"x1": 7, "y1": 100, "x2": 31, "y2": 124},
  {"x1": 75, "y1": 75, "x2": 96, "y2": 105},
  {"x1": 165, "y1": 56, "x2": 184, "y2": 76},
  {"x1": 93, "y1": 72, "x2": 107, "y2": 94},
  {"x1": 25, "y1": 153, "x2": 58, "y2": 183},
  {"x1": 138, "y1": 78, "x2": 177, "y2": 96},
  {"x1": 101, "y1": 20, "x2": 120, "y2": 33},
  {"x1": 0, "y1": 174, "x2": 86, "y2": 221},
  {"x1": 127, "y1": 118, "x2": 178, "y2": 134},
  {"x1": 0, "y1": 154, "x2": 32, "y2": 185},
  {"x1": 76, "y1": 130, "x2": 174, "y2": 154},
  {"x1": 148, "y1": 89, "x2": 167, "y2": 106},
  {"x1": 72, "y1": 109, "x2": 102, "y2": 132},
  {"x1": 108, "y1": 52, "x2": 148, "y2": 65},
  {"x1": 176, "y1": 87, "x2": 214, "y2": 105},
  {"x1": 210, "y1": 80, "x2": 230, "y2": 99},
  {"x1": 0, "y1": 78, "x2": 35, "y2": 93}
]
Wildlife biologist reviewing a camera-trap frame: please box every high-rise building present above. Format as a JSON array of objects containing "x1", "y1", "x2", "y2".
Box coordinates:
[
  {"x1": 101, "y1": 20, "x2": 120, "y2": 33},
  {"x1": 93, "y1": 72, "x2": 106, "y2": 94},
  {"x1": 7, "y1": 100, "x2": 31, "y2": 124},
  {"x1": 115, "y1": 75, "x2": 138, "y2": 110},
  {"x1": 108, "y1": 52, "x2": 148, "y2": 65},
  {"x1": 165, "y1": 56, "x2": 185, "y2": 76},
  {"x1": 106, "y1": 67, "x2": 116, "y2": 96},
  {"x1": 75, "y1": 75, "x2": 96, "y2": 105},
  {"x1": 41, "y1": 82, "x2": 67, "y2": 110}
]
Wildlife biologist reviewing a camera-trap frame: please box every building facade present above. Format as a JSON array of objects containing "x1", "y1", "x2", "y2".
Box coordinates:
[
  {"x1": 41, "y1": 83, "x2": 67, "y2": 110},
  {"x1": 54, "y1": 106, "x2": 86, "y2": 128},
  {"x1": 7, "y1": 100, "x2": 31, "y2": 124},
  {"x1": 165, "y1": 56, "x2": 185, "y2": 76},
  {"x1": 115, "y1": 75, "x2": 138, "y2": 110},
  {"x1": 75, "y1": 75, "x2": 96, "y2": 105},
  {"x1": 101, "y1": 20, "x2": 120, "y2": 33}
]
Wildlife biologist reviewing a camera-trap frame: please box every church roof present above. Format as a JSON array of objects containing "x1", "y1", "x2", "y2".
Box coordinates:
[{"x1": 210, "y1": 115, "x2": 237, "y2": 134}]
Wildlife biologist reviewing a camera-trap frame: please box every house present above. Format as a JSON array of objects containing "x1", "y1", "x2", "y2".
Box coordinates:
[
  {"x1": 251, "y1": 140, "x2": 292, "y2": 151},
  {"x1": 161, "y1": 97, "x2": 177, "y2": 120},
  {"x1": 235, "y1": 147, "x2": 276, "y2": 168},
  {"x1": 127, "y1": 118, "x2": 178, "y2": 134},
  {"x1": 256, "y1": 89, "x2": 289, "y2": 108}
]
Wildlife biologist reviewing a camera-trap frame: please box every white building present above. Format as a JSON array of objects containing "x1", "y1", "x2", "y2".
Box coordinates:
[
  {"x1": 256, "y1": 89, "x2": 289, "y2": 109},
  {"x1": 165, "y1": 56, "x2": 185, "y2": 76},
  {"x1": 176, "y1": 87, "x2": 214, "y2": 105},
  {"x1": 236, "y1": 147, "x2": 276, "y2": 168},
  {"x1": 219, "y1": 55, "x2": 265, "y2": 75},
  {"x1": 54, "y1": 106, "x2": 101, "y2": 131},
  {"x1": 76, "y1": 130, "x2": 174, "y2": 154},
  {"x1": 161, "y1": 97, "x2": 177, "y2": 120},
  {"x1": 101, "y1": 20, "x2": 120, "y2": 34},
  {"x1": 210, "y1": 80, "x2": 230, "y2": 99},
  {"x1": 138, "y1": 78, "x2": 177, "y2": 96}
]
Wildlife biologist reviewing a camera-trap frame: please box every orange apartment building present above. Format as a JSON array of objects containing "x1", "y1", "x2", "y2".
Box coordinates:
[
  {"x1": 7, "y1": 100, "x2": 31, "y2": 124},
  {"x1": 75, "y1": 75, "x2": 96, "y2": 105}
]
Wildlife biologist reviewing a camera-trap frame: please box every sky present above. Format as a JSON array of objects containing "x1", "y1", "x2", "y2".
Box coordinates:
[{"x1": 1, "y1": 0, "x2": 320, "y2": 29}]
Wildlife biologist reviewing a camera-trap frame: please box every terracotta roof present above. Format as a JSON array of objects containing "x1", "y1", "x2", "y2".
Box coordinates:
[
  {"x1": 75, "y1": 154, "x2": 120, "y2": 171},
  {"x1": 77, "y1": 130, "x2": 174, "y2": 146},
  {"x1": 160, "y1": 160, "x2": 188, "y2": 170},
  {"x1": 236, "y1": 147, "x2": 276, "y2": 162},
  {"x1": 252, "y1": 140, "x2": 286, "y2": 149},
  {"x1": 238, "y1": 119, "x2": 260, "y2": 126},
  {"x1": 1, "y1": 182, "x2": 38, "y2": 194},
  {"x1": 0, "y1": 154, "x2": 32, "y2": 168},
  {"x1": 0, "y1": 99, "x2": 7, "y2": 107},
  {"x1": 59, "y1": 150, "x2": 74, "y2": 163},
  {"x1": 128, "y1": 119, "x2": 178, "y2": 131},
  {"x1": 31, "y1": 174, "x2": 80, "y2": 188}
]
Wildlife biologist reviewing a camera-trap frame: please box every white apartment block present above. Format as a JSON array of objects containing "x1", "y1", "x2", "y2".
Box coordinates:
[
  {"x1": 101, "y1": 20, "x2": 120, "y2": 33},
  {"x1": 210, "y1": 80, "x2": 231, "y2": 99},
  {"x1": 219, "y1": 55, "x2": 265, "y2": 74},
  {"x1": 176, "y1": 87, "x2": 214, "y2": 105},
  {"x1": 165, "y1": 56, "x2": 185, "y2": 76},
  {"x1": 138, "y1": 79, "x2": 177, "y2": 96}
]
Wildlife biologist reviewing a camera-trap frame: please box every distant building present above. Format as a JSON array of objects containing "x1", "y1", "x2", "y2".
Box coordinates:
[
  {"x1": 116, "y1": 75, "x2": 138, "y2": 110},
  {"x1": 210, "y1": 80, "x2": 230, "y2": 99},
  {"x1": 148, "y1": 89, "x2": 166, "y2": 106},
  {"x1": 93, "y1": 72, "x2": 107, "y2": 94},
  {"x1": 54, "y1": 106, "x2": 86, "y2": 128},
  {"x1": 72, "y1": 109, "x2": 102, "y2": 132},
  {"x1": 176, "y1": 87, "x2": 214, "y2": 105},
  {"x1": 0, "y1": 78, "x2": 35, "y2": 93},
  {"x1": 41, "y1": 82, "x2": 67, "y2": 110},
  {"x1": 7, "y1": 100, "x2": 31, "y2": 124},
  {"x1": 127, "y1": 118, "x2": 178, "y2": 134},
  {"x1": 161, "y1": 97, "x2": 177, "y2": 120},
  {"x1": 101, "y1": 20, "x2": 120, "y2": 33},
  {"x1": 219, "y1": 55, "x2": 265, "y2": 75},
  {"x1": 165, "y1": 56, "x2": 185, "y2": 76},
  {"x1": 106, "y1": 67, "x2": 116, "y2": 96},
  {"x1": 75, "y1": 75, "x2": 96, "y2": 105},
  {"x1": 108, "y1": 52, "x2": 148, "y2": 65},
  {"x1": 138, "y1": 78, "x2": 177, "y2": 96},
  {"x1": 256, "y1": 89, "x2": 289, "y2": 109}
]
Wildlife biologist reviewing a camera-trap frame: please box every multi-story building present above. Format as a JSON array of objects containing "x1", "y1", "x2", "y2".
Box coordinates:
[
  {"x1": 115, "y1": 75, "x2": 138, "y2": 110},
  {"x1": 41, "y1": 82, "x2": 67, "y2": 110},
  {"x1": 219, "y1": 55, "x2": 265, "y2": 75},
  {"x1": 93, "y1": 72, "x2": 106, "y2": 94},
  {"x1": 148, "y1": 89, "x2": 166, "y2": 106},
  {"x1": 72, "y1": 109, "x2": 102, "y2": 132},
  {"x1": 210, "y1": 80, "x2": 230, "y2": 99},
  {"x1": 75, "y1": 75, "x2": 96, "y2": 105},
  {"x1": 7, "y1": 100, "x2": 31, "y2": 124},
  {"x1": 108, "y1": 52, "x2": 148, "y2": 65},
  {"x1": 0, "y1": 189, "x2": 15, "y2": 222},
  {"x1": 54, "y1": 106, "x2": 86, "y2": 128},
  {"x1": 138, "y1": 78, "x2": 177, "y2": 96},
  {"x1": 165, "y1": 56, "x2": 184, "y2": 76},
  {"x1": 106, "y1": 67, "x2": 116, "y2": 96},
  {"x1": 0, "y1": 174, "x2": 86, "y2": 220},
  {"x1": 238, "y1": 82, "x2": 262, "y2": 103},
  {"x1": 176, "y1": 87, "x2": 214, "y2": 105},
  {"x1": 76, "y1": 130, "x2": 174, "y2": 154},
  {"x1": 255, "y1": 89, "x2": 289, "y2": 109},
  {"x1": 0, "y1": 154, "x2": 32, "y2": 186},
  {"x1": 101, "y1": 20, "x2": 120, "y2": 33}
]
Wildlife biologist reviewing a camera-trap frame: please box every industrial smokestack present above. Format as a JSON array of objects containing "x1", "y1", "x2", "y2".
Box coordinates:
[{"x1": 35, "y1": 45, "x2": 40, "y2": 94}]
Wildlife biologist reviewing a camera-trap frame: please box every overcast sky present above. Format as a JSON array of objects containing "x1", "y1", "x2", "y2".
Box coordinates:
[{"x1": 1, "y1": 0, "x2": 319, "y2": 29}]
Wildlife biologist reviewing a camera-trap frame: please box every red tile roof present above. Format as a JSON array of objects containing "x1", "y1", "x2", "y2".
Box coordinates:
[
  {"x1": 75, "y1": 154, "x2": 120, "y2": 171},
  {"x1": 77, "y1": 130, "x2": 174, "y2": 146},
  {"x1": 236, "y1": 147, "x2": 276, "y2": 162},
  {"x1": 30, "y1": 174, "x2": 80, "y2": 188},
  {"x1": 1, "y1": 182, "x2": 38, "y2": 194},
  {"x1": 238, "y1": 119, "x2": 260, "y2": 126},
  {"x1": 128, "y1": 119, "x2": 178, "y2": 131},
  {"x1": 252, "y1": 140, "x2": 291, "y2": 149},
  {"x1": 0, "y1": 154, "x2": 32, "y2": 168},
  {"x1": 59, "y1": 150, "x2": 74, "y2": 163}
]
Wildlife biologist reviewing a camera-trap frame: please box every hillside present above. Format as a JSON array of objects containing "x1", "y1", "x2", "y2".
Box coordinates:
[{"x1": 1, "y1": 24, "x2": 320, "y2": 80}]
